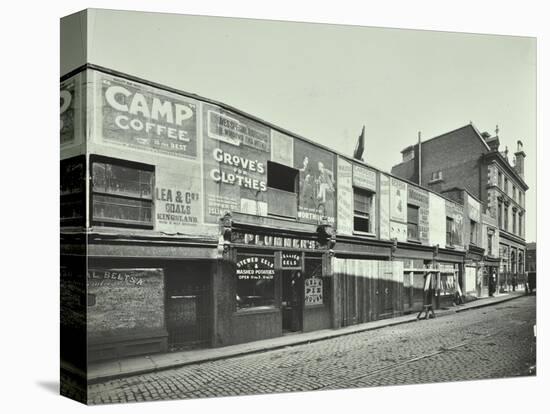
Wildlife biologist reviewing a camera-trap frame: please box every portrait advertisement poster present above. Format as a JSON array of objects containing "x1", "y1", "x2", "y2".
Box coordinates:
[
  {"x1": 408, "y1": 185, "x2": 430, "y2": 244},
  {"x1": 155, "y1": 165, "x2": 202, "y2": 233},
  {"x1": 294, "y1": 139, "x2": 336, "y2": 224},
  {"x1": 390, "y1": 178, "x2": 407, "y2": 223},
  {"x1": 379, "y1": 174, "x2": 390, "y2": 239},
  {"x1": 337, "y1": 157, "x2": 353, "y2": 235},
  {"x1": 97, "y1": 73, "x2": 198, "y2": 158},
  {"x1": 203, "y1": 103, "x2": 270, "y2": 223}
]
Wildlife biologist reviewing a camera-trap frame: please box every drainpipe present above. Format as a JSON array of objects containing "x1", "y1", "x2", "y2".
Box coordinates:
[{"x1": 418, "y1": 131, "x2": 422, "y2": 186}]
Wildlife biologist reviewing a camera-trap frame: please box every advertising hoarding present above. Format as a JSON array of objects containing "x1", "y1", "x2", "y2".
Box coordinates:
[
  {"x1": 203, "y1": 104, "x2": 270, "y2": 223},
  {"x1": 353, "y1": 164, "x2": 377, "y2": 191},
  {"x1": 408, "y1": 185, "x2": 430, "y2": 244},
  {"x1": 379, "y1": 174, "x2": 390, "y2": 239},
  {"x1": 271, "y1": 130, "x2": 294, "y2": 167},
  {"x1": 390, "y1": 178, "x2": 407, "y2": 223},
  {"x1": 428, "y1": 192, "x2": 446, "y2": 247},
  {"x1": 294, "y1": 140, "x2": 336, "y2": 224}
]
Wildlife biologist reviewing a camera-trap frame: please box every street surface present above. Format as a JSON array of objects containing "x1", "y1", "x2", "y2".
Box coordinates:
[{"x1": 87, "y1": 295, "x2": 536, "y2": 404}]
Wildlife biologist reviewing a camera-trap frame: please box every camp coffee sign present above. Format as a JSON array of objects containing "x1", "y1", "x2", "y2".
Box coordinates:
[{"x1": 100, "y1": 75, "x2": 198, "y2": 158}]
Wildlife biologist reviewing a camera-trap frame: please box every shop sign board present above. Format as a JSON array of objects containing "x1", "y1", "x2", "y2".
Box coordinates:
[
  {"x1": 379, "y1": 174, "x2": 390, "y2": 239},
  {"x1": 304, "y1": 276, "x2": 323, "y2": 305},
  {"x1": 390, "y1": 178, "x2": 407, "y2": 222},
  {"x1": 353, "y1": 164, "x2": 377, "y2": 191},
  {"x1": 281, "y1": 252, "x2": 302, "y2": 269},
  {"x1": 155, "y1": 166, "x2": 202, "y2": 233},
  {"x1": 203, "y1": 104, "x2": 269, "y2": 223},
  {"x1": 236, "y1": 255, "x2": 275, "y2": 280},
  {"x1": 99, "y1": 73, "x2": 198, "y2": 158},
  {"x1": 232, "y1": 231, "x2": 319, "y2": 250},
  {"x1": 336, "y1": 157, "x2": 353, "y2": 235},
  {"x1": 294, "y1": 139, "x2": 336, "y2": 224}
]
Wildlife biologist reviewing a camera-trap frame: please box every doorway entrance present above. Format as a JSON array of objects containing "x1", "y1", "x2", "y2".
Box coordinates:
[
  {"x1": 282, "y1": 270, "x2": 303, "y2": 332},
  {"x1": 165, "y1": 264, "x2": 212, "y2": 351}
]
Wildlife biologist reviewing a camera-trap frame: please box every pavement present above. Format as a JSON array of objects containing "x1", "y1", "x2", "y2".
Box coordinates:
[{"x1": 85, "y1": 290, "x2": 527, "y2": 384}]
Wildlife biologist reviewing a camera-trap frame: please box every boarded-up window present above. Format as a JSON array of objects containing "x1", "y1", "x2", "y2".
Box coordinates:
[{"x1": 91, "y1": 157, "x2": 154, "y2": 228}]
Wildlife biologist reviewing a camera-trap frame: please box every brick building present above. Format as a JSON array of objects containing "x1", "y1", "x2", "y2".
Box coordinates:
[{"x1": 391, "y1": 124, "x2": 528, "y2": 294}]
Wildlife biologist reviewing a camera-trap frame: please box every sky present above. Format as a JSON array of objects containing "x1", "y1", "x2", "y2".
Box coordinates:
[{"x1": 68, "y1": 8, "x2": 537, "y2": 241}]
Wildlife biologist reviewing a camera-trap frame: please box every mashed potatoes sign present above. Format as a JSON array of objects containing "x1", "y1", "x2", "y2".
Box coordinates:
[{"x1": 100, "y1": 75, "x2": 198, "y2": 158}]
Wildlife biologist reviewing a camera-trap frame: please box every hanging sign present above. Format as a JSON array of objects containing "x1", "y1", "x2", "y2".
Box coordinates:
[{"x1": 281, "y1": 252, "x2": 302, "y2": 269}]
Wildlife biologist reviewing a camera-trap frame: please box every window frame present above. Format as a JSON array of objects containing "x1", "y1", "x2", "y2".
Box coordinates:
[
  {"x1": 446, "y1": 216, "x2": 454, "y2": 246},
  {"x1": 407, "y1": 204, "x2": 420, "y2": 241},
  {"x1": 470, "y1": 219, "x2": 478, "y2": 246},
  {"x1": 353, "y1": 187, "x2": 375, "y2": 235},
  {"x1": 89, "y1": 155, "x2": 155, "y2": 229}
]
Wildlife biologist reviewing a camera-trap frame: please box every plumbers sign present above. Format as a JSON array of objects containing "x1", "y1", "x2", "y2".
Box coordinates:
[{"x1": 100, "y1": 74, "x2": 198, "y2": 158}]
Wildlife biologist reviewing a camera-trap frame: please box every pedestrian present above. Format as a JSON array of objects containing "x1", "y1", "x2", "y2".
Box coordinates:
[{"x1": 489, "y1": 272, "x2": 497, "y2": 297}]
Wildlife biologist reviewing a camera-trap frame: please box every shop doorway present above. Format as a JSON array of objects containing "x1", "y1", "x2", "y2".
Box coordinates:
[
  {"x1": 166, "y1": 265, "x2": 212, "y2": 350},
  {"x1": 282, "y1": 270, "x2": 303, "y2": 333}
]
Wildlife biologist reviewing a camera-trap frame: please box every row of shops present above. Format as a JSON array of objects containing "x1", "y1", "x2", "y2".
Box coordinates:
[{"x1": 62, "y1": 212, "x2": 508, "y2": 363}]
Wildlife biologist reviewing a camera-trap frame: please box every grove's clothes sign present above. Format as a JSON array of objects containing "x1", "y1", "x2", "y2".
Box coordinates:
[
  {"x1": 390, "y1": 178, "x2": 407, "y2": 222},
  {"x1": 99, "y1": 74, "x2": 198, "y2": 158},
  {"x1": 87, "y1": 269, "x2": 164, "y2": 336},
  {"x1": 294, "y1": 140, "x2": 336, "y2": 224},
  {"x1": 203, "y1": 104, "x2": 270, "y2": 223},
  {"x1": 155, "y1": 166, "x2": 202, "y2": 233}
]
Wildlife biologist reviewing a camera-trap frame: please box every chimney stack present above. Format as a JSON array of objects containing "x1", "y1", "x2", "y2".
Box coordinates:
[{"x1": 514, "y1": 140, "x2": 526, "y2": 179}]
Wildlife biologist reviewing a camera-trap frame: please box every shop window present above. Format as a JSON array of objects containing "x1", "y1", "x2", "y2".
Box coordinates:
[
  {"x1": 407, "y1": 204, "x2": 419, "y2": 241},
  {"x1": 353, "y1": 188, "x2": 374, "y2": 233},
  {"x1": 236, "y1": 254, "x2": 276, "y2": 310},
  {"x1": 446, "y1": 217, "x2": 454, "y2": 246},
  {"x1": 470, "y1": 220, "x2": 478, "y2": 245},
  {"x1": 60, "y1": 156, "x2": 85, "y2": 226},
  {"x1": 267, "y1": 161, "x2": 298, "y2": 218},
  {"x1": 91, "y1": 156, "x2": 154, "y2": 228}
]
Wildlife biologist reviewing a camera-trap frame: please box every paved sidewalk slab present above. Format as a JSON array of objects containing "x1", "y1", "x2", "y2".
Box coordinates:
[{"x1": 87, "y1": 291, "x2": 526, "y2": 383}]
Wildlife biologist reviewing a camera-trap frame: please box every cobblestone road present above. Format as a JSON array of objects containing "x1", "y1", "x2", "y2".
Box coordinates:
[{"x1": 87, "y1": 295, "x2": 536, "y2": 404}]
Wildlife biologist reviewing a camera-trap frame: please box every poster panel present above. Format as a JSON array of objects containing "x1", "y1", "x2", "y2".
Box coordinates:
[
  {"x1": 467, "y1": 194, "x2": 481, "y2": 222},
  {"x1": 428, "y1": 192, "x2": 446, "y2": 247},
  {"x1": 99, "y1": 73, "x2": 198, "y2": 158},
  {"x1": 408, "y1": 185, "x2": 430, "y2": 244},
  {"x1": 353, "y1": 164, "x2": 377, "y2": 191},
  {"x1": 155, "y1": 165, "x2": 202, "y2": 233},
  {"x1": 60, "y1": 77, "x2": 76, "y2": 146},
  {"x1": 87, "y1": 269, "x2": 164, "y2": 335},
  {"x1": 379, "y1": 174, "x2": 390, "y2": 239},
  {"x1": 271, "y1": 130, "x2": 294, "y2": 166},
  {"x1": 203, "y1": 104, "x2": 270, "y2": 223},
  {"x1": 390, "y1": 220, "x2": 407, "y2": 242},
  {"x1": 337, "y1": 157, "x2": 353, "y2": 235},
  {"x1": 294, "y1": 140, "x2": 336, "y2": 224},
  {"x1": 390, "y1": 178, "x2": 407, "y2": 222}
]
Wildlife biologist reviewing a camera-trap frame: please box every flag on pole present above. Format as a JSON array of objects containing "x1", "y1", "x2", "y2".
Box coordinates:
[{"x1": 353, "y1": 125, "x2": 365, "y2": 161}]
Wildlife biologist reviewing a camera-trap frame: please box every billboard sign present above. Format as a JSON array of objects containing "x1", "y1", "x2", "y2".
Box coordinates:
[
  {"x1": 390, "y1": 178, "x2": 407, "y2": 222},
  {"x1": 337, "y1": 157, "x2": 353, "y2": 235},
  {"x1": 99, "y1": 74, "x2": 198, "y2": 158}
]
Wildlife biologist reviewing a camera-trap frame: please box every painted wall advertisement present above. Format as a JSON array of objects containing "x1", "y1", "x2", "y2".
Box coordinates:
[
  {"x1": 294, "y1": 140, "x2": 336, "y2": 224},
  {"x1": 353, "y1": 164, "x2": 377, "y2": 191},
  {"x1": 379, "y1": 174, "x2": 390, "y2": 239},
  {"x1": 467, "y1": 194, "x2": 481, "y2": 222},
  {"x1": 155, "y1": 166, "x2": 202, "y2": 233},
  {"x1": 408, "y1": 186, "x2": 429, "y2": 244},
  {"x1": 203, "y1": 104, "x2": 270, "y2": 223},
  {"x1": 87, "y1": 269, "x2": 165, "y2": 335},
  {"x1": 390, "y1": 178, "x2": 407, "y2": 222},
  {"x1": 337, "y1": 157, "x2": 353, "y2": 235},
  {"x1": 99, "y1": 74, "x2": 198, "y2": 158}
]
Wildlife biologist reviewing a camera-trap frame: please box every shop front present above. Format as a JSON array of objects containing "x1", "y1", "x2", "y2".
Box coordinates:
[
  {"x1": 434, "y1": 249, "x2": 465, "y2": 308},
  {"x1": 214, "y1": 217, "x2": 333, "y2": 346},
  {"x1": 464, "y1": 245, "x2": 485, "y2": 298}
]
